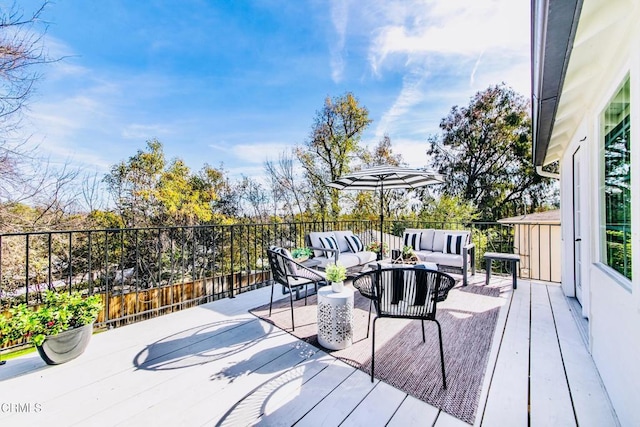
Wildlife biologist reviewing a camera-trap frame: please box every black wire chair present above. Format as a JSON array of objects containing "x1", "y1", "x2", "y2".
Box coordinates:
[
  {"x1": 352, "y1": 266, "x2": 456, "y2": 388},
  {"x1": 266, "y1": 247, "x2": 327, "y2": 331}
]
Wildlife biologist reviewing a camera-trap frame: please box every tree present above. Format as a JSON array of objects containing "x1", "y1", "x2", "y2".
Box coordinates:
[
  {"x1": 297, "y1": 92, "x2": 371, "y2": 219},
  {"x1": 103, "y1": 140, "x2": 227, "y2": 226},
  {"x1": 104, "y1": 139, "x2": 165, "y2": 227},
  {"x1": 427, "y1": 84, "x2": 555, "y2": 221},
  {"x1": 0, "y1": 1, "x2": 51, "y2": 131},
  {"x1": 348, "y1": 134, "x2": 409, "y2": 221},
  {"x1": 264, "y1": 150, "x2": 311, "y2": 219}
]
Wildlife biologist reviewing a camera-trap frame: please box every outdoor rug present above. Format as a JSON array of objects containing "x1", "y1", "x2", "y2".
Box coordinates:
[{"x1": 250, "y1": 284, "x2": 503, "y2": 424}]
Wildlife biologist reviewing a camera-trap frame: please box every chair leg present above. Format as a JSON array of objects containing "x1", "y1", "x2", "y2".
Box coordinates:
[
  {"x1": 304, "y1": 284, "x2": 308, "y2": 305},
  {"x1": 269, "y1": 281, "x2": 275, "y2": 317},
  {"x1": 366, "y1": 298, "x2": 373, "y2": 338},
  {"x1": 289, "y1": 287, "x2": 295, "y2": 331},
  {"x1": 421, "y1": 319, "x2": 426, "y2": 343},
  {"x1": 435, "y1": 319, "x2": 446, "y2": 389},
  {"x1": 371, "y1": 316, "x2": 379, "y2": 383}
]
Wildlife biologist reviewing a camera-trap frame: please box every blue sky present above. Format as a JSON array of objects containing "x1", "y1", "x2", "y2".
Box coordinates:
[{"x1": 21, "y1": 0, "x2": 531, "y2": 182}]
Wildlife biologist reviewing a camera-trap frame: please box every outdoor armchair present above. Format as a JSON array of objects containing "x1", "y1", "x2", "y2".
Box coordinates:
[
  {"x1": 352, "y1": 266, "x2": 456, "y2": 388},
  {"x1": 266, "y1": 247, "x2": 327, "y2": 331}
]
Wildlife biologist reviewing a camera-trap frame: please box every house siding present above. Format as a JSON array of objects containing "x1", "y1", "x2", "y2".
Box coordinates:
[{"x1": 543, "y1": 0, "x2": 640, "y2": 424}]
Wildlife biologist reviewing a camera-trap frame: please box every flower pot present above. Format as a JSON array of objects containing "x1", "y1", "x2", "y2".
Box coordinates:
[
  {"x1": 331, "y1": 281, "x2": 344, "y2": 293},
  {"x1": 36, "y1": 323, "x2": 94, "y2": 365}
]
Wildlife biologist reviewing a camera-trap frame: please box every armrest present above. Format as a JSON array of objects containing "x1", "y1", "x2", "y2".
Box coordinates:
[
  {"x1": 307, "y1": 246, "x2": 339, "y2": 261},
  {"x1": 289, "y1": 258, "x2": 326, "y2": 282}
]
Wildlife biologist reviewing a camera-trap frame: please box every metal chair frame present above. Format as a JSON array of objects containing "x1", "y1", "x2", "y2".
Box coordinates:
[
  {"x1": 353, "y1": 265, "x2": 455, "y2": 388},
  {"x1": 266, "y1": 248, "x2": 327, "y2": 331}
]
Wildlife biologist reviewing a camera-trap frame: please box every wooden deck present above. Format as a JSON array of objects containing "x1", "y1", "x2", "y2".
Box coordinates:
[{"x1": 0, "y1": 275, "x2": 618, "y2": 426}]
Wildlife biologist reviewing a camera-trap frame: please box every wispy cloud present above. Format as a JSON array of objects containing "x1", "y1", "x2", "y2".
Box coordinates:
[
  {"x1": 368, "y1": 0, "x2": 529, "y2": 73},
  {"x1": 329, "y1": 0, "x2": 350, "y2": 83}
]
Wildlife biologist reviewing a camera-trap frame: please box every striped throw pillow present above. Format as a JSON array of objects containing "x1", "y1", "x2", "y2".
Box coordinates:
[
  {"x1": 345, "y1": 235, "x2": 364, "y2": 253},
  {"x1": 444, "y1": 233, "x2": 464, "y2": 255},
  {"x1": 403, "y1": 232, "x2": 422, "y2": 251},
  {"x1": 319, "y1": 236, "x2": 339, "y2": 258}
]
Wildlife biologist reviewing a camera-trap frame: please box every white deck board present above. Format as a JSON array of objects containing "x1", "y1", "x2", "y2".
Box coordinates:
[
  {"x1": 529, "y1": 283, "x2": 576, "y2": 427},
  {"x1": 295, "y1": 368, "x2": 379, "y2": 427},
  {"x1": 0, "y1": 279, "x2": 618, "y2": 427},
  {"x1": 480, "y1": 280, "x2": 530, "y2": 426},
  {"x1": 547, "y1": 286, "x2": 619, "y2": 426},
  {"x1": 174, "y1": 342, "x2": 326, "y2": 427},
  {"x1": 387, "y1": 394, "x2": 440, "y2": 426},
  {"x1": 341, "y1": 381, "x2": 406, "y2": 426},
  {"x1": 436, "y1": 411, "x2": 473, "y2": 426}
]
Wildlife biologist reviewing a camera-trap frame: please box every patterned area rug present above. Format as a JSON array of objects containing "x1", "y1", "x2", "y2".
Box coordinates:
[{"x1": 250, "y1": 284, "x2": 503, "y2": 424}]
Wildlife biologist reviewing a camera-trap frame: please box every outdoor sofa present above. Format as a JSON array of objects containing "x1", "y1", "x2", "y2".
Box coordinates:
[
  {"x1": 306, "y1": 231, "x2": 377, "y2": 269},
  {"x1": 402, "y1": 228, "x2": 476, "y2": 286}
]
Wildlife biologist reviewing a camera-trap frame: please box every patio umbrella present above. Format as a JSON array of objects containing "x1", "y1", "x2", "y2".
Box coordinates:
[{"x1": 327, "y1": 165, "x2": 444, "y2": 255}]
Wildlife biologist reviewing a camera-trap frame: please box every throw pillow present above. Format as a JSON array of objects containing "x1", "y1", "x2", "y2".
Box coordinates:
[
  {"x1": 443, "y1": 233, "x2": 464, "y2": 255},
  {"x1": 319, "y1": 236, "x2": 339, "y2": 258},
  {"x1": 403, "y1": 232, "x2": 422, "y2": 251},
  {"x1": 278, "y1": 248, "x2": 298, "y2": 275},
  {"x1": 345, "y1": 235, "x2": 364, "y2": 253}
]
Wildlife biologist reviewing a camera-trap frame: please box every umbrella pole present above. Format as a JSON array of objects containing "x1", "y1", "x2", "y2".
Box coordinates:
[{"x1": 379, "y1": 181, "x2": 384, "y2": 261}]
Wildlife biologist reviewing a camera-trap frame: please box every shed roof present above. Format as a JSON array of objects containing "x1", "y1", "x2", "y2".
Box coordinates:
[{"x1": 498, "y1": 209, "x2": 560, "y2": 224}]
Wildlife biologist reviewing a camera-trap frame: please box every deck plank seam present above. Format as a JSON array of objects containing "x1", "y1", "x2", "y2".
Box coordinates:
[
  {"x1": 528, "y1": 279, "x2": 532, "y2": 426},
  {"x1": 384, "y1": 393, "x2": 409, "y2": 427},
  {"x1": 546, "y1": 285, "x2": 580, "y2": 427},
  {"x1": 337, "y1": 379, "x2": 382, "y2": 426},
  {"x1": 478, "y1": 279, "x2": 517, "y2": 426},
  {"x1": 291, "y1": 364, "x2": 359, "y2": 426}
]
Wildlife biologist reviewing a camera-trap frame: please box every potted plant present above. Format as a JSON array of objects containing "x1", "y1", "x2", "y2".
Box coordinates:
[
  {"x1": 1, "y1": 290, "x2": 103, "y2": 365},
  {"x1": 366, "y1": 241, "x2": 389, "y2": 258},
  {"x1": 325, "y1": 262, "x2": 347, "y2": 293},
  {"x1": 291, "y1": 247, "x2": 313, "y2": 262},
  {"x1": 400, "y1": 245, "x2": 419, "y2": 263}
]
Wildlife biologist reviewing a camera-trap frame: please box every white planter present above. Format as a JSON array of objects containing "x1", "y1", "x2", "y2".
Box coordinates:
[{"x1": 331, "y1": 281, "x2": 344, "y2": 293}]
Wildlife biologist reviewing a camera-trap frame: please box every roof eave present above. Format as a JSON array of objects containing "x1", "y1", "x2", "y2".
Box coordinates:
[{"x1": 531, "y1": 0, "x2": 584, "y2": 166}]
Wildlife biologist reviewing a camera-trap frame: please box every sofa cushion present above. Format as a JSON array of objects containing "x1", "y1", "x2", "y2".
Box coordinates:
[
  {"x1": 333, "y1": 230, "x2": 355, "y2": 253},
  {"x1": 420, "y1": 229, "x2": 435, "y2": 250},
  {"x1": 353, "y1": 250, "x2": 377, "y2": 265},
  {"x1": 405, "y1": 228, "x2": 435, "y2": 251},
  {"x1": 423, "y1": 252, "x2": 465, "y2": 268},
  {"x1": 308, "y1": 231, "x2": 336, "y2": 257},
  {"x1": 444, "y1": 233, "x2": 465, "y2": 255},
  {"x1": 432, "y1": 230, "x2": 446, "y2": 252},
  {"x1": 403, "y1": 231, "x2": 422, "y2": 251},
  {"x1": 413, "y1": 250, "x2": 434, "y2": 262}
]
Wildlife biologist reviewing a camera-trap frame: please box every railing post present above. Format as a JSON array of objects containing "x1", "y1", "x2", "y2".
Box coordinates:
[
  {"x1": 25, "y1": 234, "x2": 29, "y2": 303},
  {"x1": 229, "y1": 225, "x2": 235, "y2": 298},
  {"x1": 48, "y1": 233, "x2": 52, "y2": 288},
  {"x1": 68, "y1": 232, "x2": 73, "y2": 293}
]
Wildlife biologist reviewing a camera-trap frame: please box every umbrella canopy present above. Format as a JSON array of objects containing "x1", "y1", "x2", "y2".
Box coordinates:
[
  {"x1": 327, "y1": 165, "x2": 443, "y2": 191},
  {"x1": 327, "y1": 165, "x2": 444, "y2": 257}
]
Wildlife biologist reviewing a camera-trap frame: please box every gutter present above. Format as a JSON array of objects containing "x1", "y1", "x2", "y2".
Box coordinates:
[{"x1": 536, "y1": 166, "x2": 560, "y2": 180}]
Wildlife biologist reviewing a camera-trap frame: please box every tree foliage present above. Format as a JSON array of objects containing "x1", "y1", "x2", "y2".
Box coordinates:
[
  {"x1": 428, "y1": 84, "x2": 555, "y2": 221},
  {"x1": 103, "y1": 139, "x2": 227, "y2": 227},
  {"x1": 297, "y1": 92, "x2": 371, "y2": 219}
]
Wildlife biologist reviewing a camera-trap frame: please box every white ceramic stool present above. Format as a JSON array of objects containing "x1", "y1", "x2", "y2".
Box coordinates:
[{"x1": 317, "y1": 286, "x2": 354, "y2": 350}]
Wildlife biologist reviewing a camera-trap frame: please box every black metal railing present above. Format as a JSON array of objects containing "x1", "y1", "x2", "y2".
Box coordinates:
[{"x1": 0, "y1": 219, "x2": 560, "y2": 332}]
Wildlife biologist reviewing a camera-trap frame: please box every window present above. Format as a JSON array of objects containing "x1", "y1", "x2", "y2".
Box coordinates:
[{"x1": 601, "y1": 77, "x2": 631, "y2": 280}]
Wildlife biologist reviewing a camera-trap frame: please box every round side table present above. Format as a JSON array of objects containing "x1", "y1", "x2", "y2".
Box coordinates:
[{"x1": 317, "y1": 286, "x2": 354, "y2": 350}]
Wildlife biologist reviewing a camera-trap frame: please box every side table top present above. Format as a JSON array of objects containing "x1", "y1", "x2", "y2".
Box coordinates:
[
  {"x1": 318, "y1": 286, "x2": 354, "y2": 300},
  {"x1": 484, "y1": 252, "x2": 520, "y2": 261}
]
